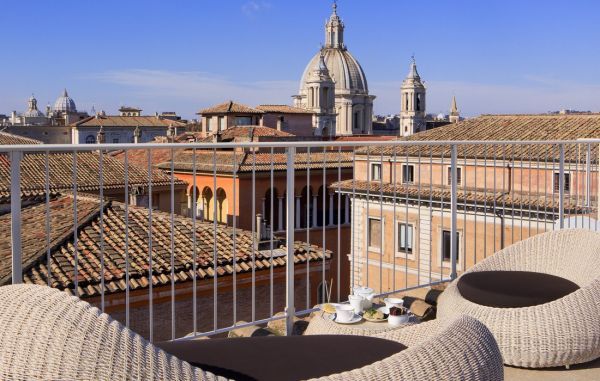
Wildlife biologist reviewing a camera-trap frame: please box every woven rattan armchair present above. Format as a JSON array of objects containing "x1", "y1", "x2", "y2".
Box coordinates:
[
  {"x1": 438, "y1": 229, "x2": 600, "y2": 368},
  {"x1": 0, "y1": 284, "x2": 503, "y2": 380}
]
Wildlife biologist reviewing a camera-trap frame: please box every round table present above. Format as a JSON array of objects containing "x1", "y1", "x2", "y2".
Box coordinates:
[{"x1": 304, "y1": 311, "x2": 416, "y2": 336}]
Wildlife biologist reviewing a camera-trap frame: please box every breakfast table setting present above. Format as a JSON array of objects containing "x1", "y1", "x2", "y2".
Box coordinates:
[{"x1": 304, "y1": 286, "x2": 418, "y2": 336}]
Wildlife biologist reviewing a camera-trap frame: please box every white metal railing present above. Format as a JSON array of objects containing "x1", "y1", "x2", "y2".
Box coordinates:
[{"x1": 2, "y1": 139, "x2": 598, "y2": 342}]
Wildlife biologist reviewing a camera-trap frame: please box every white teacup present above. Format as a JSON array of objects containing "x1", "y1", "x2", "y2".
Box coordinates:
[
  {"x1": 348, "y1": 294, "x2": 364, "y2": 314},
  {"x1": 335, "y1": 304, "x2": 355, "y2": 323},
  {"x1": 383, "y1": 297, "x2": 404, "y2": 310}
]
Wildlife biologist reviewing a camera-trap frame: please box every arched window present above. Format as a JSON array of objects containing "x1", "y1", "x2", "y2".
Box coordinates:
[
  {"x1": 201, "y1": 187, "x2": 213, "y2": 221},
  {"x1": 416, "y1": 93, "x2": 421, "y2": 111},
  {"x1": 85, "y1": 135, "x2": 96, "y2": 144}
]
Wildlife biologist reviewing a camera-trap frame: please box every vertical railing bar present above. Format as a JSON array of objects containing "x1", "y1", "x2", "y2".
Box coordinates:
[
  {"x1": 492, "y1": 146, "x2": 497, "y2": 253},
  {"x1": 191, "y1": 149, "x2": 197, "y2": 334},
  {"x1": 170, "y1": 147, "x2": 175, "y2": 340},
  {"x1": 416, "y1": 148, "x2": 421, "y2": 285},
  {"x1": 483, "y1": 146, "x2": 487, "y2": 259},
  {"x1": 365, "y1": 147, "x2": 370, "y2": 287},
  {"x1": 45, "y1": 151, "x2": 51, "y2": 287},
  {"x1": 322, "y1": 147, "x2": 326, "y2": 301},
  {"x1": 270, "y1": 147, "x2": 274, "y2": 317},
  {"x1": 403, "y1": 147, "x2": 408, "y2": 289},
  {"x1": 462, "y1": 148, "x2": 467, "y2": 272},
  {"x1": 124, "y1": 149, "x2": 130, "y2": 328},
  {"x1": 535, "y1": 147, "x2": 540, "y2": 234},
  {"x1": 450, "y1": 145, "x2": 458, "y2": 280},
  {"x1": 510, "y1": 148, "x2": 515, "y2": 245},
  {"x1": 473, "y1": 148, "x2": 477, "y2": 266},
  {"x1": 501, "y1": 146, "x2": 506, "y2": 248},
  {"x1": 586, "y1": 143, "x2": 592, "y2": 208},
  {"x1": 285, "y1": 147, "x2": 296, "y2": 336},
  {"x1": 350, "y1": 148, "x2": 356, "y2": 291},
  {"x1": 528, "y1": 148, "x2": 533, "y2": 233},
  {"x1": 519, "y1": 149, "x2": 524, "y2": 240},
  {"x1": 574, "y1": 144, "x2": 580, "y2": 227},
  {"x1": 440, "y1": 150, "x2": 444, "y2": 280},
  {"x1": 99, "y1": 149, "x2": 105, "y2": 311},
  {"x1": 306, "y1": 146, "x2": 311, "y2": 309},
  {"x1": 10, "y1": 151, "x2": 23, "y2": 285},
  {"x1": 337, "y1": 146, "x2": 341, "y2": 301},
  {"x1": 544, "y1": 147, "x2": 549, "y2": 231},
  {"x1": 379, "y1": 150, "x2": 384, "y2": 294},
  {"x1": 392, "y1": 146, "x2": 397, "y2": 292},
  {"x1": 72, "y1": 151, "x2": 79, "y2": 296},
  {"x1": 429, "y1": 147, "x2": 433, "y2": 284},
  {"x1": 213, "y1": 148, "x2": 219, "y2": 330},
  {"x1": 232, "y1": 150, "x2": 237, "y2": 326},
  {"x1": 147, "y1": 149, "x2": 153, "y2": 342},
  {"x1": 559, "y1": 144, "x2": 565, "y2": 228}
]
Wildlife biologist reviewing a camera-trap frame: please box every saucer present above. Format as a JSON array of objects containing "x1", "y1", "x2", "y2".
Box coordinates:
[{"x1": 334, "y1": 314, "x2": 362, "y2": 324}]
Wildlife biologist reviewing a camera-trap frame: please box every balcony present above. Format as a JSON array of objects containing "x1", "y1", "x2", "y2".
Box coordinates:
[{"x1": 1, "y1": 139, "x2": 599, "y2": 380}]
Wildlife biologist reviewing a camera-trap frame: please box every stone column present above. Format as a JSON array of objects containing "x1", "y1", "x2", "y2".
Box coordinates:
[
  {"x1": 278, "y1": 197, "x2": 284, "y2": 231},
  {"x1": 344, "y1": 195, "x2": 350, "y2": 224},
  {"x1": 312, "y1": 196, "x2": 318, "y2": 227},
  {"x1": 295, "y1": 196, "x2": 301, "y2": 229},
  {"x1": 328, "y1": 193, "x2": 334, "y2": 226}
]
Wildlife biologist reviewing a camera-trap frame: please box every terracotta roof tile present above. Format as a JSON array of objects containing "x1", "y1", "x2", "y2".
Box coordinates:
[
  {"x1": 0, "y1": 152, "x2": 186, "y2": 202},
  {"x1": 361, "y1": 114, "x2": 600, "y2": 161},
  {"x1": 0, "y1": 131, "x2": 42, "y2": 145},
  {"x1": 201, "y1": 126, "x2": 294, "y2": 142},
  {"x1": 198, "y1": 101, "x2": 264, "y2": 115},
  {"x1": 256, "y1": 105, "x2": 313, "y2": 114},
  {"x1": 332, "y1": 179, "x2": 593, "y2": 216},
  {"x1": 0, "y1": 195, "x2": 331, "y2": 297},
  {"x1": 73, "y1": 115, "x2": 185, "y2": 127}
]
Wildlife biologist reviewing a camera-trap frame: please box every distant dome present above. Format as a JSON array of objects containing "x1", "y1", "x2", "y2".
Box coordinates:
[
  {"x1": 299, "y1": 48, "x2": 368, "y2": 95},
  {"x1": 53, "y1": 89, "x2": 77, "y2": 113},
  {"x1": 436, "y1": 113, "x2": 446, "y2": 120},
  {"x1": 23, "y1": 95, "x2": 45, "y2": 118}
]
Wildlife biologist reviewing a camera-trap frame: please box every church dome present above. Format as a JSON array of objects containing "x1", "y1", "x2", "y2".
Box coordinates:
[
  {"x1": 23, "y1": 95, "x2": 45, "y2": 117},
  {"x1": 299, "y1": 48, "x2": 368, "y2": 94},
  {"x1": 53, "y1": 89, "x2": 77, "y2": 113}
]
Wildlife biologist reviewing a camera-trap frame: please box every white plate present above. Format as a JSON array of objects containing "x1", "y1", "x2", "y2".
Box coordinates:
[
  {"x1": 334, "y1": 314, "x2": 363, "y2": 324},
  {"x1": 363, "y1": 307, "x2": 388, "y2": 322}
]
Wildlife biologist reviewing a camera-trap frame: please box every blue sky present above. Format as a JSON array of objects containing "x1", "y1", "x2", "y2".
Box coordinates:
[{"x1": 1, "y1": 0, "x2": 599, "y2": 119}]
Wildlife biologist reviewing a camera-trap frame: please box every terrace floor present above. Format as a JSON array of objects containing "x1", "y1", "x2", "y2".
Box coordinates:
[{"x1": 505, "y1": 358, "x2": 600, "y2": 381}]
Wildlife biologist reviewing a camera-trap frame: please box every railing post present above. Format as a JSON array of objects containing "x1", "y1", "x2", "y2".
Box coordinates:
[
  {"x1": 285, "y1": 147, "x2": 296, "y2": 335},
  {"x1": 450, "y1": 145, "x2": 458, "y2": 280},
  {"x1": 586, "y1": 143, "x2": 591, "y2": 208},
  {"x1": 10, "y1": 151, "x2": 23, "y2": 284},
  {"x1": 559, "y1": 144, "x2": 565, "y2": 228}
]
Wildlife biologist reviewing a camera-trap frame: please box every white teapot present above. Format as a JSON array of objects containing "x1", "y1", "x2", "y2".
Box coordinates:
[{"x1": 353, "y1": 286, "x2": 375, "y2": 309}]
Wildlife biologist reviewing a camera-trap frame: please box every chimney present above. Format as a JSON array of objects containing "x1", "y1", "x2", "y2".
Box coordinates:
[
  {"x1": 276, "y1": 117, "x2": 283, "y2": 131},
  {"x1": 256, "y1": 214, "x2": 263, "y2": 250}
]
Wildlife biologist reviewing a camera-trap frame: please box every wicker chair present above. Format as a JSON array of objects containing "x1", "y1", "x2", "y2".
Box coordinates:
[
  {"x1": 0, "y1": 284, "x2": 503, "y2": 381},
  {"x1": 438, "y1": 229, "x2": 600, "y2": 368}
]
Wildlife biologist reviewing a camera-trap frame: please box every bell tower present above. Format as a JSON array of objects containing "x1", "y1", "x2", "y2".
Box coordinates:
[
  {"x1": 306, "y1": 50, "x2": 337, "y2": 136},
  {"x1": 399, "y1": 57, "x2": 427, "y2": 136}
]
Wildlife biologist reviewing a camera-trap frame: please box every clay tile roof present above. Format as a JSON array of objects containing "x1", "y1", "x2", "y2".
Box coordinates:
[
  {"x1": 73, "y1": 115, "x2": 185, "y2": 128},
  {"x1": 360, "y1": 114, "x2": 600, "y2": 161},
  {"x1": 197, "y1": 100, "x2": 264, "y2": 115},
  {"x1": 332, "y1": 179, "x2": 593, "y2": 216},
  {"x1": 160, "y1": 150, "x2": 354, "y2": 173},
  {"x1": 0, "y1": 195, "x2": 331, "y2": 297},
  {"x1": 0, "y1": 152, "x2": 186, "y2": 202},
  {"x1": 256, "y1": 105, "x2": 313, "y2": 114},
  {"x1": 0, "y1": 131, "x2": 43, "y2": 145},
  {"x1": 200, "y1": 126, "x2": 294, "y2": 142}
]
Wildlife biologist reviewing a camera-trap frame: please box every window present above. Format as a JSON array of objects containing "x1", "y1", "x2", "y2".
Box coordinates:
[
  {"x1": 442, "y1": 230, "x2": 460, "y2": 262},
  {"x1": 235, "y1": 116, "x2": 252, "y2": 125},
  {"x1": 416, "y1": 93, "x2": 421, "y2": 111},
  {"x1": 370, "y1": 163, "x2": 382, "y2": 181},
  {"x1": 218, "y1": 116, "x2": 224, "y2": 131},
  {"x1": 368, "y1": 218, "x2": 382, "y2": 251},
  {"x1": 206, "y1": 117, "x2": 212, "y2": 131},
  {"x1": 112, "y1": 138, "x2": 119, "y2": 144},
  {"x1": 85, "y1": 135, "x2": 96, "y2": 144},
  {"x1": 447, "y1": 167, "x2": 462, "y2": 186},
  {"x1": 397, "y1": 223, "x2": 413, "y2": 253},
  {"x1": 553, "y1": 172, "x2": 571, "y2": 193},
  {"x1": 402, "y1": 164, "x2": 414, "y2": 184}
]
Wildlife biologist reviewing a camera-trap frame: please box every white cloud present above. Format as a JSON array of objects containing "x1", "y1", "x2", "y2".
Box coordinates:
[{"x1": 241, "y1": 1, "x2": 271, "y2": 16}]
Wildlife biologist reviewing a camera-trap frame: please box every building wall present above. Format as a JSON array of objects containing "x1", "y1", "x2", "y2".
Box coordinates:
[
  {"x1": 73, "y1": 126, "x2": 169, "y2": 144},
  {"x1": 5, "y1": 125, "x2": 71, "y2": 144},
  {"x1": 350, "y1": 198, "x2": 555, "y2": 294},
  {"x1": 261, "y1": 113, "x2": 314, "y2": 136}
]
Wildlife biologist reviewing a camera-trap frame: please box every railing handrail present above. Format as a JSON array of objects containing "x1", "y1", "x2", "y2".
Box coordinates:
[{"x1": 1, "y1": 138, "x2": 600, "y2": 152}]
